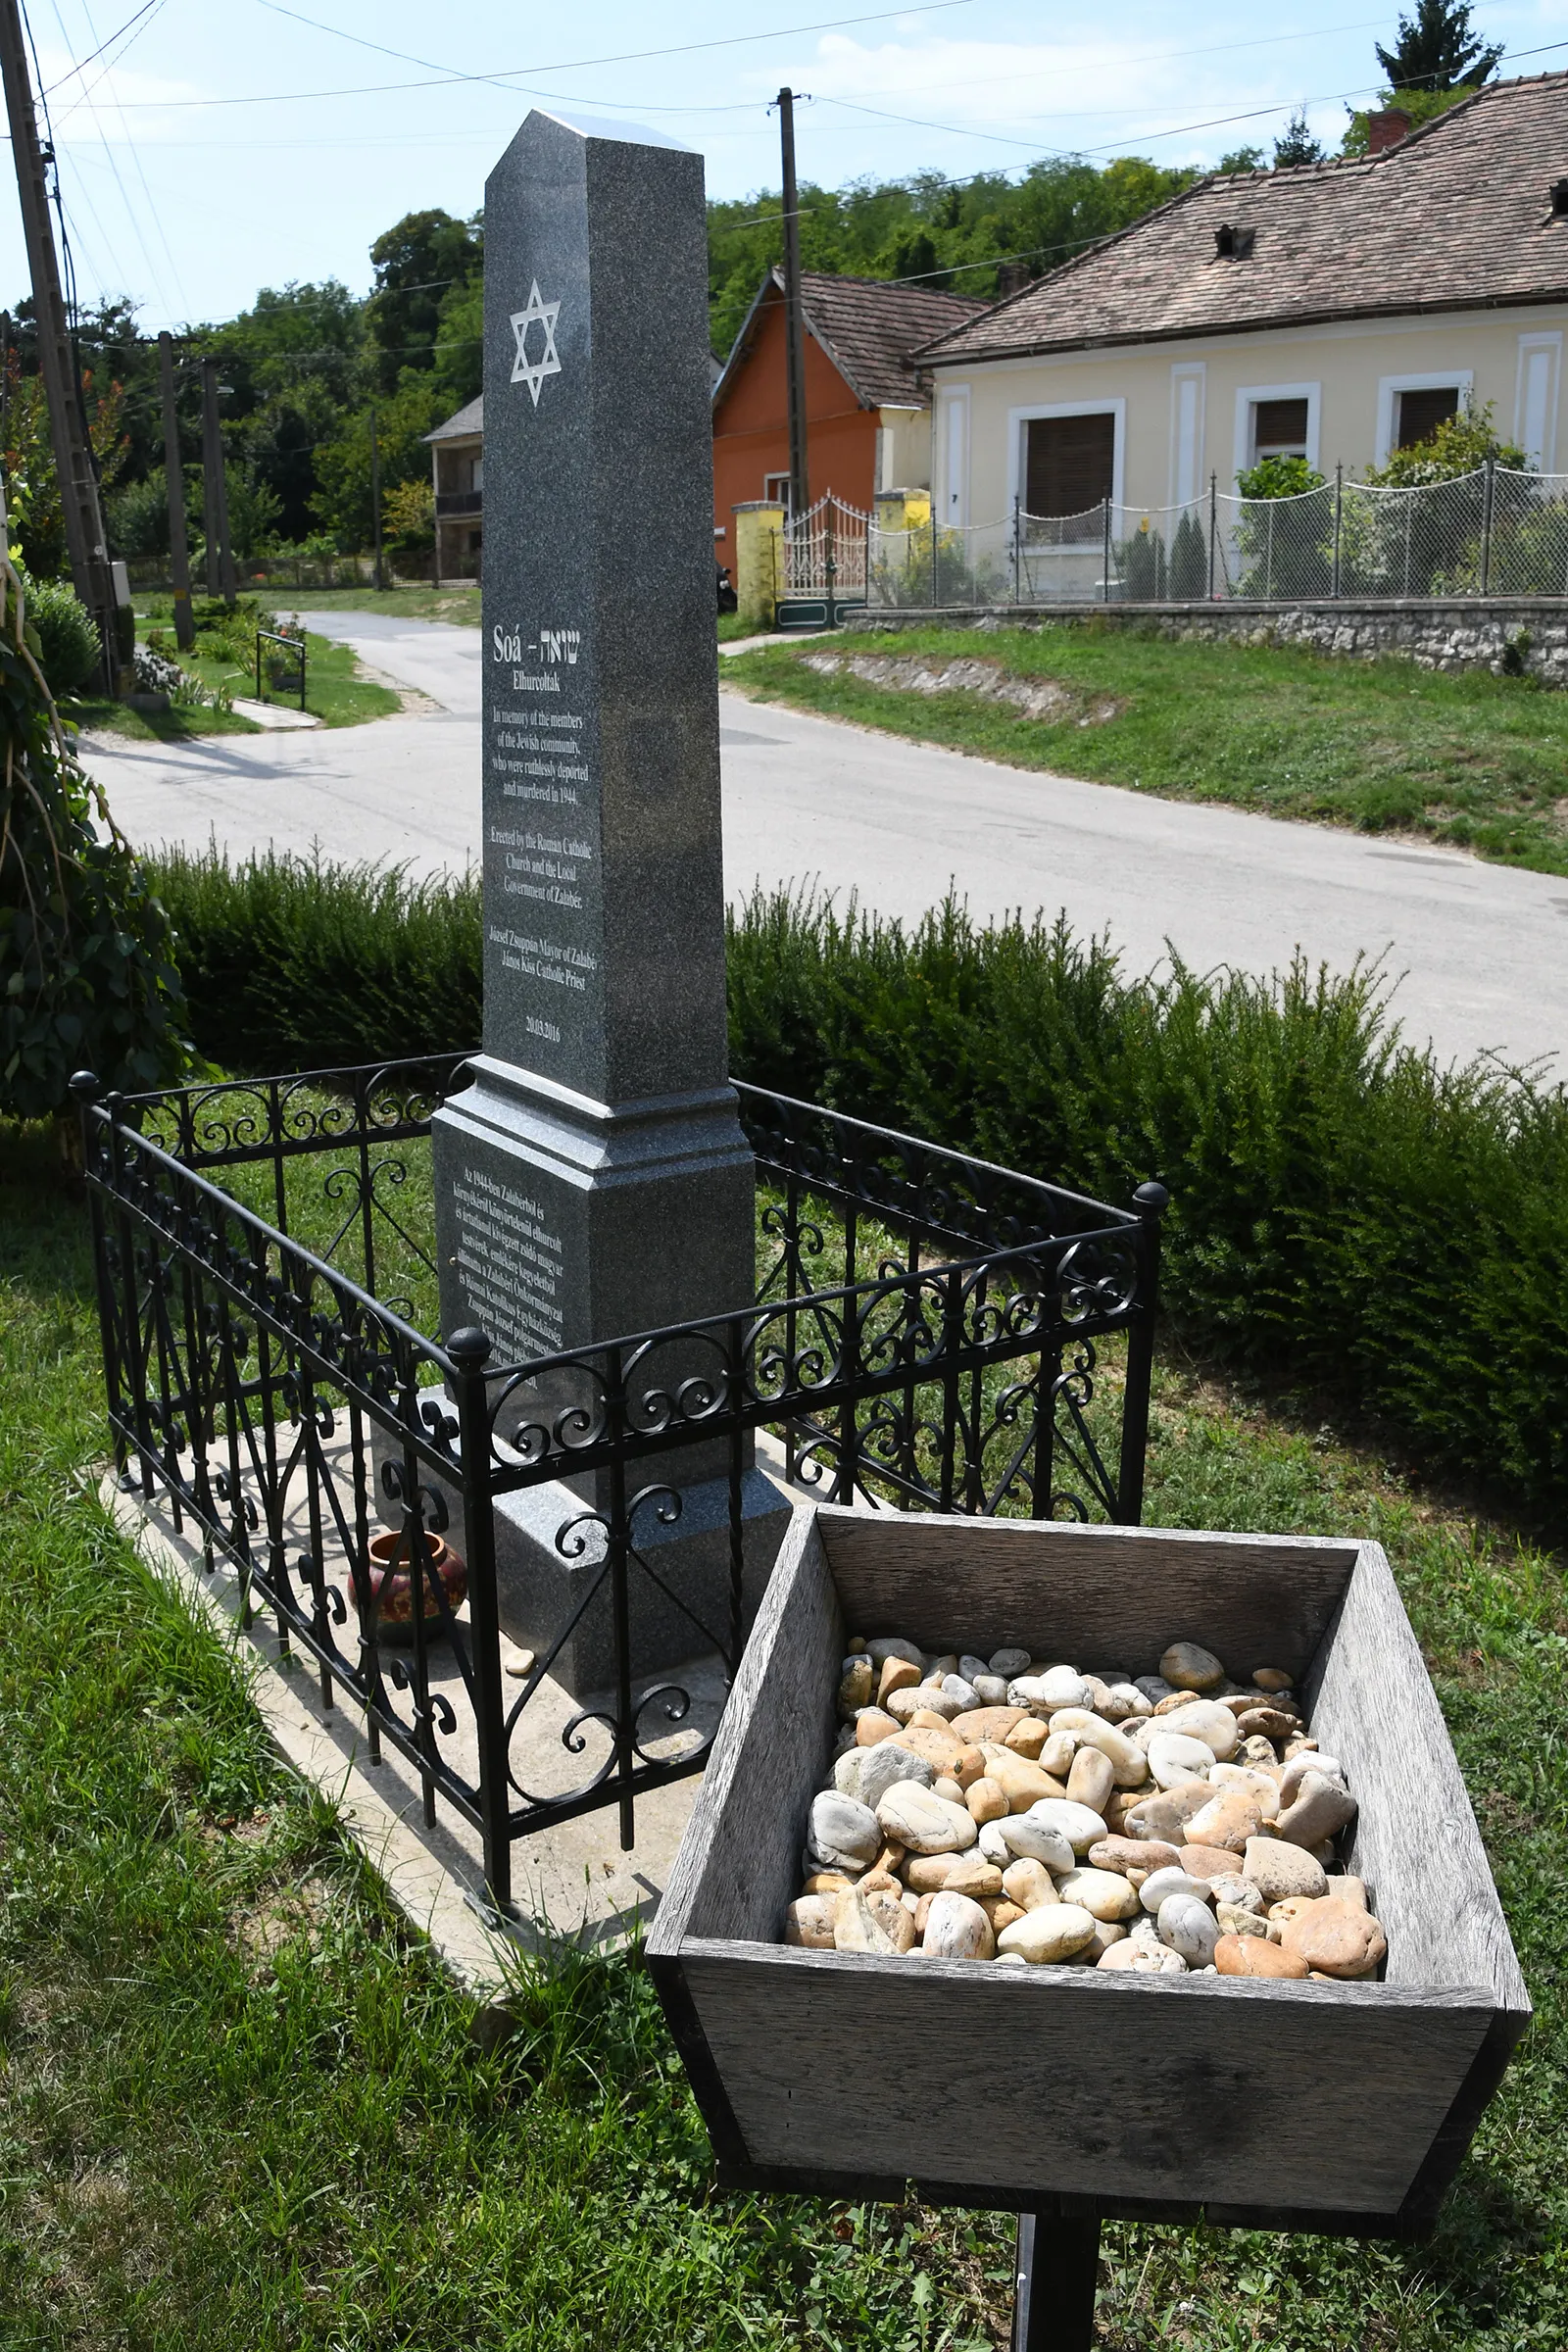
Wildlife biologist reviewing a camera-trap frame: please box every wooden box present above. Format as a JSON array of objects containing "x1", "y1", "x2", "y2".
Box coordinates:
[{"x1": 648, "y1": 1507, "x2": 1529, "y2": 2238}]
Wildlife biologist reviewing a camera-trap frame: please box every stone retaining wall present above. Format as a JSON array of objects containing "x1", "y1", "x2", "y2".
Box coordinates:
[{"x1": 863, "y1": 601, "x2": 1568, "y2": 684}]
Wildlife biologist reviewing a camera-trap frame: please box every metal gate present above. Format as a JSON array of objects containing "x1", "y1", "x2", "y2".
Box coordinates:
[{"x1": 776, "y1": 491, "x2": 869, "y2": 630}]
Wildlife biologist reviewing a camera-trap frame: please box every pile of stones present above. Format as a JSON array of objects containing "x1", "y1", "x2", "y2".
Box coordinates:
[{"x1": 784, "y1": 1638, "x2": 1387, "y2": 1981}]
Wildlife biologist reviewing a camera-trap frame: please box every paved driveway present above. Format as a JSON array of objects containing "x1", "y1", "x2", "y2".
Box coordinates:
[{"x1": 88, "y1": 611, "x2": 1568, "y2": 1074}]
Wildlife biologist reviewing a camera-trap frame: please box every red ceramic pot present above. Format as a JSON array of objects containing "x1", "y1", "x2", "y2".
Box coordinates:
[{"x1": 354, "y1": 1529, "x2": 468, "y2": 1642}]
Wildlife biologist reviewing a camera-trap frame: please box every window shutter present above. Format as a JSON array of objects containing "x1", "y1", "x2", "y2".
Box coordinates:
[
  {"x1": 1025, "y1": 414, "x2": 1115, "y2": 517},
  {"x1": 1396, "y1": 386, "x2": 1460, "y2": 448}
]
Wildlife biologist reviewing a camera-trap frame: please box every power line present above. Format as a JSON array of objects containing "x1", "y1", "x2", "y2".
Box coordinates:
[
  {"x1": 57, "y1": 0, "x2": 973, "y2": 118},
  {"x1": 41, "y1": 0, "x2": 152, "y2": 91}
]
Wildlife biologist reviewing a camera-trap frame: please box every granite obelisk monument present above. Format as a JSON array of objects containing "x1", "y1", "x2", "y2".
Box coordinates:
[{"x1": 430, "y1": 110, "x2": 786, "y2": 1695}]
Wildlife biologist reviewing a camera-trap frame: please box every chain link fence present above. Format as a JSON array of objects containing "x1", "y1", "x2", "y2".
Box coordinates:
[{"x1": 866, "y1": 466, "x2": 1568, "y2": 610}]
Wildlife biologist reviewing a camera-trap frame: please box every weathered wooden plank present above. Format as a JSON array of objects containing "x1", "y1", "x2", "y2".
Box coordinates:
[
  {"x1": 681, "y1": 1941, "x2": 1493, "y2": 2219},
  {"x1": 650, "y1": 1502, "x2": 839, "y2": 1952},
  {"x1": 1306, "y1": 1542, "x2": 1531, "y2": 2015},
  {"x1": 814, "y1": 1508, "x2": 1357, "y2": 1682}
]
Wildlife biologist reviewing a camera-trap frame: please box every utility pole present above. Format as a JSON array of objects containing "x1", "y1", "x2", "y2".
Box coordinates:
[
  {"x1": 776, "y1": 87, "x2": 809, "y2": 522},
  {"x1": 200, "y1": 357, "x2": 235, "y2": 606},
  {"x1": 370, "y1": 405, "x2": 383, "y2": 591},
  {"x1": 0, "y1": 0, "x2": 116, "y2": 688},
  {"x1": 158, "y1": 332, "x2": 193, "y2": 650}
]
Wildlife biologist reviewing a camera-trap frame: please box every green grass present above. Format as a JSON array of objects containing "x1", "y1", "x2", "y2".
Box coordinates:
[
  {"x1": 725, "y1": 623, "x2": 1568, "y2": 876},
  {"x1": 135, "y1": 583, "x2": 482, "y2": 627},
  {"x1": 1, "y1": 1119, "x2": 1563, "y2": 2346},
  {"x1": 61, "y1": 692, "x2": 261, "y2": 742}
]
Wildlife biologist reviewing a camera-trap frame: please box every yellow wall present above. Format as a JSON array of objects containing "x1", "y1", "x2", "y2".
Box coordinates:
[{"x1": 929, "y1": 306, "x2": 1568, "y2": 528}]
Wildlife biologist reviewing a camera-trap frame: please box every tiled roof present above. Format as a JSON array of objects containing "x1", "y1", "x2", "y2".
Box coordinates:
[
  {"x1": 796, "y1": 272, "x2": 987, "y2": 405},
  {"x1": 425, "y1": 393, "x2": 483, "y2": 443},
  {"x1": 716, "y1": 270, "x2": 987, "y2": 410},
  {"x1": 919, "y1": 74, "x2": 1568, "y2": 367}
]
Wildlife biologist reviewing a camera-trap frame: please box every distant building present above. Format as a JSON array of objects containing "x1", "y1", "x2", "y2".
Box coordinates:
[
  {"x1": 710, "y1": 270, "x2": 986, "y2": 544},
  {"x1": 425, "y1": 394, "x2": 484, "y2": 586},
  {"x1": 915, "y1": 75, "x2": 1568, "y2": 553}
]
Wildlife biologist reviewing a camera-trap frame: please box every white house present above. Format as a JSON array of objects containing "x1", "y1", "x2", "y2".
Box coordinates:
[{"x1": 915, "y1": 77, "x2": 1568, "y2": 551}]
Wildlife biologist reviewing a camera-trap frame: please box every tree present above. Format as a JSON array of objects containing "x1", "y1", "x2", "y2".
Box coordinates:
[
  {"x1": 0, "y1": 548, "x2": 186, "y2": 1117},
  {"x1": 1272, "y1": 110, "x2": 1324, "y2": 168},
  {"x1": 1216, "y1": 145, "x2": 1266, "y2": 174},
  {"x1": 1375, "y1": 0, "x2": 1502, "y2": 93},
  {"x1": 368, "y1": 210, "x2": 482, "y2": 392}
]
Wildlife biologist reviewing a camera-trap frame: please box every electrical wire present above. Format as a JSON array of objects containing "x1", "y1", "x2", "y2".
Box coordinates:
[
  {"x1": 70, "y1": 0, "x2": 189, "y2": 311},
  {"x1": 55, "y1": 0, "x2": 975, "y2": 118},
  {"x1": 41, "y1": 0, "x2": 155, "y2": 92},
  {"x1": 48, "y1": 0, "x2": 172, "y2": 313}
]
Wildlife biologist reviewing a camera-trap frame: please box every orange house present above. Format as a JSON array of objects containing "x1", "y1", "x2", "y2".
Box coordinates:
[{"x1": 711, "y1": 270, "x2": 985, "y2": 546}]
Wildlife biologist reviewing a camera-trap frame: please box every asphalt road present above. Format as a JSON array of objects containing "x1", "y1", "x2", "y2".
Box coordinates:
[{"x1": 89, "y1": 608, "x2": 1568, "y2": 1074}]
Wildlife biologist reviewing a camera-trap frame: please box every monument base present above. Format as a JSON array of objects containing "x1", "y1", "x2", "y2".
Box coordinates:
[
  {"x1": 371, "y1": 1395, "x2": 794, "y2": 1700},
  {"x1": 492, "y1": 1464, "x2": 793, "y2": 1700}
]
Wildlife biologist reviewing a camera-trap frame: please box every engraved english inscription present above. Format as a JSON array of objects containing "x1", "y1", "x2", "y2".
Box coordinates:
[{"x1": 449, "y1": 1164, "x2": 565, "y2": 1362}]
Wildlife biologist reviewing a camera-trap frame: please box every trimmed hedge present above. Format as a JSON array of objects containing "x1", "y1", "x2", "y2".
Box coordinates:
[{"x1": 148, "y1": 851, "x2": 1568, "y2": 1519}]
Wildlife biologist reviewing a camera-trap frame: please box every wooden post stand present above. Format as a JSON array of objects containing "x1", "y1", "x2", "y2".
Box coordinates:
[{"x1": 1012, "y1": 2214, "x2": 1101, "y2": 2352}]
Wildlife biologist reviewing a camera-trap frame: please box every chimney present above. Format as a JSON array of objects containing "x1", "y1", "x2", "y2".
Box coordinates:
[{"x1": 1366, "y1": 108, "x2": 1412, "y2": 156}]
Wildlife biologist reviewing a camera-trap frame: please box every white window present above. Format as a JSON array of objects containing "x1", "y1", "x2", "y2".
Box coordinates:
[
  {"x1": 1234, "y1": 381, "x2": 1321, "y2": 479},
  {"x1": 1169, "y1": 364, "x2": 1206, "y2": 509},
  {"x1": 874, "y1": 424, "x2": 892, "y2": 494},
  {"x1": 470, "y1": 456, "x2": 484, "y2": 492},
  {"x1": 762, "y1": 471, "x2": 791, "y2": 510},
  {"x1": 1515, "y1": 333, "x2": 1561, "y2": 469},
  {"x1": 1374, "y1": 371, "x2": 1472, "y2": 466}
]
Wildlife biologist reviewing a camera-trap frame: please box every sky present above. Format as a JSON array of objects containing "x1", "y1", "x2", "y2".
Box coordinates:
[{"x1": 6, "y1": 0, "x2": 1562, "y2": 332}]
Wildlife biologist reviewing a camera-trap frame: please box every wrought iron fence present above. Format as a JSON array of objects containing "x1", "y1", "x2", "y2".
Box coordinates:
[
  {"x1": 74, "y1": 1054, "x2": 1165, "y2": 1917},
  {"x1": 778, "y1": 492, "x2": 871, "y2": 627},
  {"x1": 865, "y1": 464, "x2": 1568, "y2": 608}
]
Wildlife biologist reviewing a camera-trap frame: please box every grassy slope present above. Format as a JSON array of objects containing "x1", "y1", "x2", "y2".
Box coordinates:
[
  {"x1": 726, "y1": 626, "x2": 1568, "y2": 877},
  {"x1": 0, "y1": 1127, "x2": 1563, "y2": 2348}
]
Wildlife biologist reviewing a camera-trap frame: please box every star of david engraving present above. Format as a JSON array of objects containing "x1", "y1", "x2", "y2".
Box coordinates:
[{"x1": 511, "y1": 280, "x2": 563, "y2": 407}]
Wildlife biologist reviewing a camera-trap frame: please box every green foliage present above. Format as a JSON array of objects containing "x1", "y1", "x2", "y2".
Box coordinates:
[
  {"x1": 106, "y1": 468, "x2": 170, "y2": 561},
  {"x1": 1365, "y1": 400, "x2": 1526, "y2": 486},
  {"x1": 147, "y1": 848, "x2": 480, "y2": 1070},
  {"x1": 382, "y1": 474, "x2": 435, "y2": 550},
  {"x1": 1216, "y1": 144, "x2": 1266, "y2": 173},
  {"x1": 1272, "y1": 109, "x2": 1325, "y2": 167},
  {"x1": 1236, "y1": 455, "x2": 1326, "y2": 500},
  {"x1": 0, "y1": 564, "x2": 186, "y2": 1115},
  {"x1": 725, "y1": 892, "x2": 1568, "y2": 1517},
  {"x1": 707, "y1": 154, "x2": 1199, "y2": 358},
  {"x1": 21, "y1": 572, "x2": 101, "y2": 697},
  {"x1": 368, "y1": 207, "x2": 482, "y2": 393},
  {"x1": 189, "y1": 593, "x2": 279, "y2": 672},
  {"x1": 311, "y1": 372, "x2": 448, "y2": 547},
  {"x1": 1375, "y1": 0, "x2": 1502, "y2": 93},
  {"x1": 1342, "y1": 83, "x2": 1474, "y2": 152}
]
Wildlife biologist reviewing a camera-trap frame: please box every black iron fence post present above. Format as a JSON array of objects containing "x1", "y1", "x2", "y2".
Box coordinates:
[
  {"x1": 1332, "y1": 462, "x2": 1344, "y2": 599},
  {"x1": 1115, "y1": 1180, "x2": 1169, "y2": 1524},
  {"x1": 70, "y1": 1070, "x2": 127, "y2": 1483},
  {"x1": 1481, "y1": 456, "x2": 1495, "y2": 597},
  {"x1": 1207, "y1": 472, "x2": 1217, "y2": 600},
  {"x1": 1101, "y1": 498, "x2": 1111, "y2": 603},
  {"x1": 449, "y1": 1324, "x2": 512, "y2": 1914},
  {"x1": 1012, "y1": 495, "x2": 1021, "y2": 605}
]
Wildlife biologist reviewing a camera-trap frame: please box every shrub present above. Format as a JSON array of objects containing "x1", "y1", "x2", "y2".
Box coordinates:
[
  {"x1": 148, "y1": 847, "x2": 480, "y2": 1072},
  {"x1": 22, "y1": 571, "x2": 101, "y2": 696},
  {"x1": 723, "y1": 892, "x2": 1568, "y2": 1517},
  {"x1": 1, "y1": 557, "x2": 186, "y2": 1116},
  {"x1": 139, "y1": 861, "x2": 1568, "y2": 1520}
]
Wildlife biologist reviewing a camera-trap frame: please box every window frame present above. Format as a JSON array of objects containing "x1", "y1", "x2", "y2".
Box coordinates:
[
  {"x1": 1006, "y1": 399, "x2": 1126, "y2": 531},
  {"x1": 1233, "y1": 380, "x2": 1321, "y2": 480},
  {"x1": 1373, "y1": 371, "x2": 1472, "y2": 466},
  {"x1": 1514, "y1": 334, "x2": 1561, "y2": 469}
]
